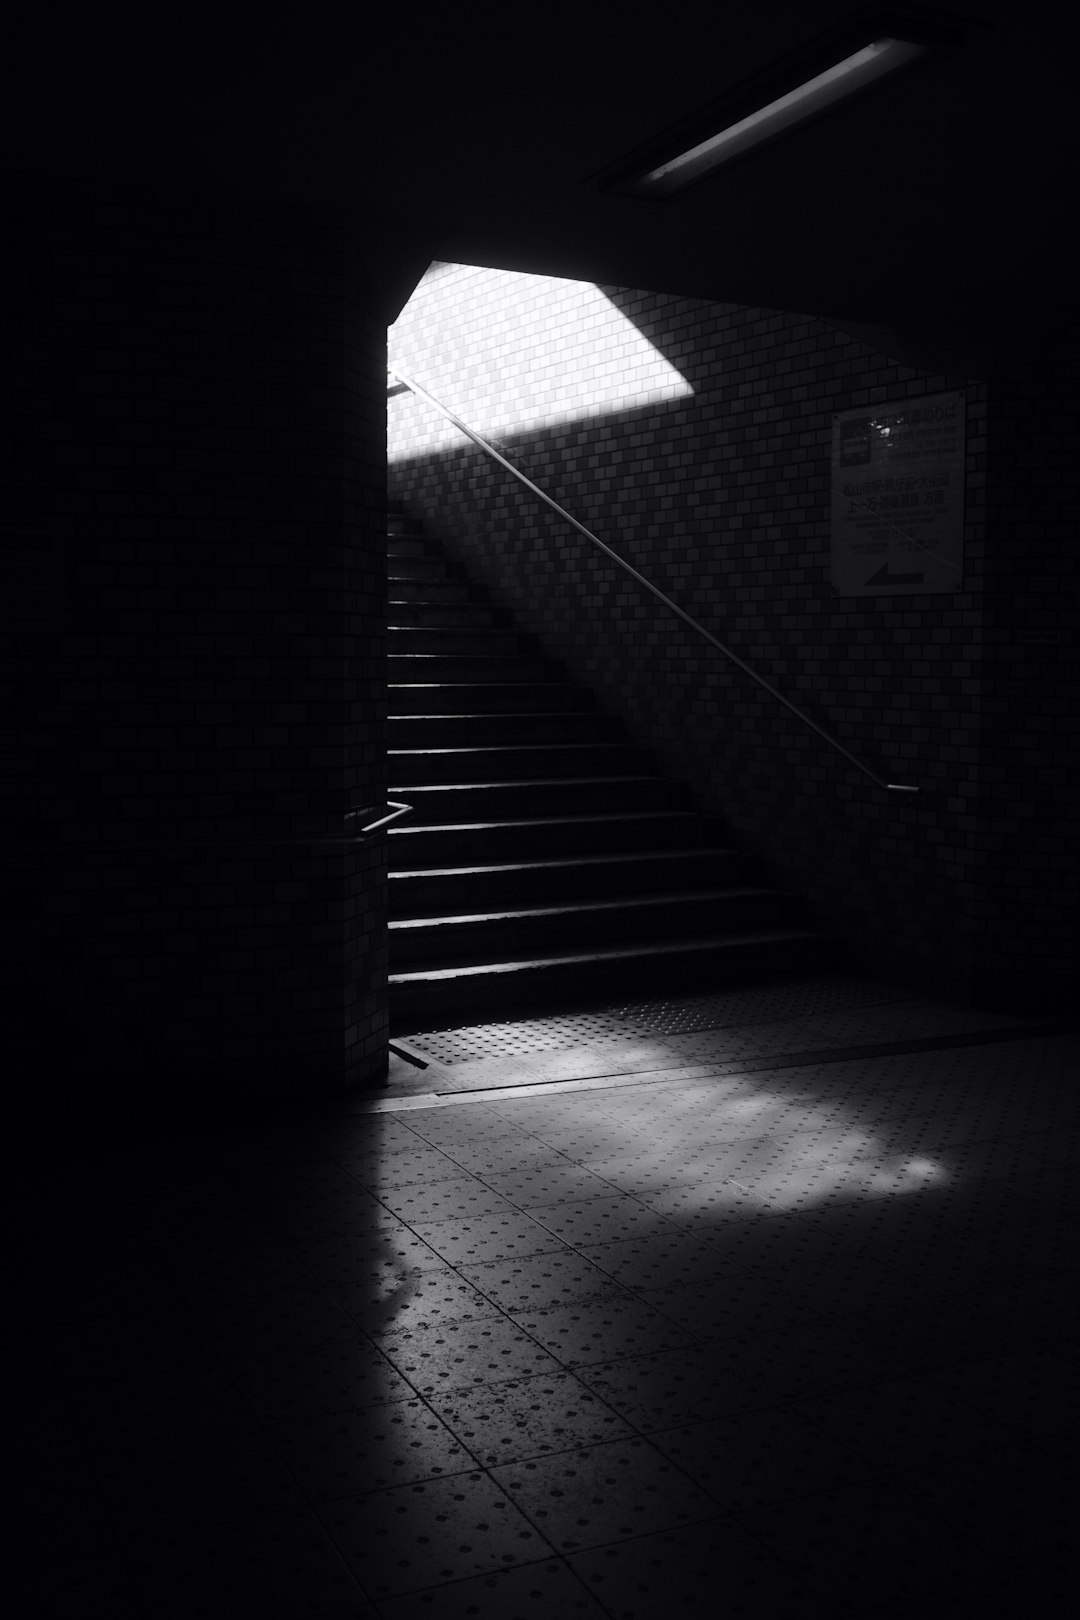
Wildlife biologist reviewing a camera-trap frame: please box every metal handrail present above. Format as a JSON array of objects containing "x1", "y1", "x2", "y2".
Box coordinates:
[
  {"x1": 347, "y1": 801, "x2": 414, "y2": 837},
  {"x1": 389, "y1": 366, "x2": 918, "y2": 795}
]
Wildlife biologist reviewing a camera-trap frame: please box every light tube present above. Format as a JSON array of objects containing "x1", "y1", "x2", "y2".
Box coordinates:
[{"x1": 636, "y1": 38, "x2": 932, "y2": 193}]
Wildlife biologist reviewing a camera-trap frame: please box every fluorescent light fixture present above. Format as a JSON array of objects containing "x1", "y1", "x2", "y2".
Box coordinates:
[{"x1": 621, "y1": 34, "x2": 938, "y2": 197}]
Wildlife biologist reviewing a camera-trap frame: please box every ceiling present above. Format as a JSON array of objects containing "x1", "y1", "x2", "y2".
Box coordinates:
[{"x1": 3, "y1": 3, "x2": 1075, "y2": 373}]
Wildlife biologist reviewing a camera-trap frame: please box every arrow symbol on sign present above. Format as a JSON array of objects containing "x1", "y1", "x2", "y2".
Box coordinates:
[{"x1": 865, "y1": 562, "x2": 925, "y2": 587}]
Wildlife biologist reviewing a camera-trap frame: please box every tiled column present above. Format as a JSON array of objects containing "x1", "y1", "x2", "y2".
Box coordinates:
[
  {"x1": 974, "y1": 315, "x2": 1080, "y2": 1009},
  {"x1": 3, "y1": 176, "x2": 415, "y2": 1116}
]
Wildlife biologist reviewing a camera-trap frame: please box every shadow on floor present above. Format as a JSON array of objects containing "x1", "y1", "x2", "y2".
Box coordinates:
[{"x1": 18, "y1": 973, "x2": 1078, "y2": 1617}]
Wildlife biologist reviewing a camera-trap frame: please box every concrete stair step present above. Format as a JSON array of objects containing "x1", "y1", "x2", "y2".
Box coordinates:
[
  {"x1": 389, "y1": 711, "x2": 622, "y2": 746},
  {"x1": 389, "y1": 602, "x2": 501, "y2": 629},
  {"x1": 388, "y1": 683, "x2": 595, "y2": 715},
  {"x1": 387, "y1": 536, "x2": 438, "y2": 557},
  {"x1": 388, "y1": 579, "x2": 475, "y2": 604},
  {"x1": 389, "y1": 930, "x2": 835, "y2": 1027},
  {"x1": 388, "y1": 743, "x2": 654, "y2": 785},
  {"x1": 389, "y1": 847, "x2": 757, "y2": 915},
  {"x1": 390, "y1": 625, "x2": 526, "y2": 655},
  {"x1": 389, "y1": 556, "x2": 456, "y2": 581},
  {"x1": 388, "y1": 809, "x2": 712, "y2": 867},
  {"x1": 390, "y1": 888, "x2": 799, "y2": 970},
  {"x1": 384, "y1": 506, "x2": 837, "y2": 1024},
  {"x1": 389, "y1": 653, "x2": 558, "y2": 683},
  {"x1": 390, "y1": 776, "x2": 682, "y2": 823}
]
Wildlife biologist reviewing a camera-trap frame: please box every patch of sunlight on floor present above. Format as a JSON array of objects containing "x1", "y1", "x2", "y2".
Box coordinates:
[{"x1": 531, "y1": 1072, "x2": 953, "y2": 1213}]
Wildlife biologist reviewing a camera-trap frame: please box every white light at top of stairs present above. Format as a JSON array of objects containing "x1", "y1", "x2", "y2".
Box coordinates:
[{"x1": 388, "y1": 263, "x2": 694, "y2": 460}]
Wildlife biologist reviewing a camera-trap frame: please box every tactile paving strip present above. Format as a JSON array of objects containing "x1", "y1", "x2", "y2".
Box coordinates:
[
  {"x1": 403, "y1": 1011, "x2": 639, "y2": 1064},
  {"x1": 391, "y1": 993, "x2": 1058, "y2": 1106},
  {"x1": 401, "y1": 976, "x2": 908, "y2": 1062},
  {"x1": 610, "y1": 977, "x2": 912, "y2": 1034}
]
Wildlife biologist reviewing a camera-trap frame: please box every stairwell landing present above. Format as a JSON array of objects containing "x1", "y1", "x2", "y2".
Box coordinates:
[{"x1": 387, "y1": 503, "x2": 837, "y2": 1032}]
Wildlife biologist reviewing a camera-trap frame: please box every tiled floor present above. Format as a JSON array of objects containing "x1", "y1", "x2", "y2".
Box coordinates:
[{"x1": 19, "y1": 975, "x2": 1078, "y2": 1617}]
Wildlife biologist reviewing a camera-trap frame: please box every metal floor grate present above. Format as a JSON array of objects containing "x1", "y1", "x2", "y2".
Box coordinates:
[{"x1": 400, "y1": 975, "x2": 908, "y2": 1064}]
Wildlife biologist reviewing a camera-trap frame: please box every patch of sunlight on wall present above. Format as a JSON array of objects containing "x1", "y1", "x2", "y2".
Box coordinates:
[{"x1": 388, "y1": 261, "x2": 694, "y2": 462}]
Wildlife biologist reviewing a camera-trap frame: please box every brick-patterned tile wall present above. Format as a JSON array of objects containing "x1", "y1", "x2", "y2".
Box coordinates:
[
  {"x1": 3, "y1": 174, "x2": 389, "y2": 1113},
  {"x1": 388, "y1": 264, "x2": 1075, "y2": 1011}
]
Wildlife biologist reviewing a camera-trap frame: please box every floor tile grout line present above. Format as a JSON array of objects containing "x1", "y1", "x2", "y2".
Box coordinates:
[
  {"x1": 27, "y1": 1006, "x2": 1075, "y2": 1615},
  {"x1": 359, "y1": 1548, "x2": 616, "y2": 1619},
  {"x1": 74, "y1": 1313, "x2": 1075, "y2": 1532}
]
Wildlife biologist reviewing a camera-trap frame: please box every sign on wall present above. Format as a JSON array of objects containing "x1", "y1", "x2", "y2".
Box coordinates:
[{"x1": 831, "y1": 390, "x2": 965, "y2": 595}]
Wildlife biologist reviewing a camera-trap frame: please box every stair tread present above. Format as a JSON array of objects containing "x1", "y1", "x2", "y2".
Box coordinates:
[
  {"x1": 391, "y1": 809, "x2": 700, "y2": 832},
  {"x1": 390, "y1": 887, "x2": 775, "y2": 928},
  {"x1": 388, "y1": 719, "x2": 608, "y2": 725},
  {"x1": 389, "y1": 685, "x2": 573, "y2": 694},
  {"x1": 385, "y1": 510, "x2": 830, "y2": 1013},
  {"x1": 393, "y1": 775, "x2": 665, "y2": 789},
  {"x1": 390, "y1": 929, "x2": 822, "y2": 982},
  {"x1": 390, "y1": 848, "x2": 737, "y2": 878},
  {"x1": 388, "y1": 743, "x2": 632, "y2": 757},
  {"x1": 388, "y1": 681, "x2": 570, "y2": 685},
  {"x1": 393, "y1": 648, "x2": 537, "y2": 654}
]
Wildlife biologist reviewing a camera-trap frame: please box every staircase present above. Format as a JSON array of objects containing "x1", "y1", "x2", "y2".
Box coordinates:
[{"x1": 387, "y1": 503, "x2": 837, "y2": 1030}]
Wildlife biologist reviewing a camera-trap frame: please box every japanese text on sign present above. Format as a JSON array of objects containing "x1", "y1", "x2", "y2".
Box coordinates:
[{"x1": 831, "y1": 392, "x2": 965, "y2": 595}]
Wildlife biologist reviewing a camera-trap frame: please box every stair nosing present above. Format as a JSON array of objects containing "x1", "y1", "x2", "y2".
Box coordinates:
[
  {"x1": 389, "y1": 809, "x2": 702, "y2": 833},
  {"x1": 389, "y1": 929, "x2": 823, "y2": 982},
  {"x1": 388, "y1": 683, "x2": 573, "y2": 690},
  {"x1": 388, "y1": 743, "x2": 637, "y2": 757},
  {"x1": 389, "y1": 848, "x2": 740, "y2": 878},
  {"x1": 388, "y1": 664, "x2": 557, "y2": 671},
  {"x1": 388, "y1": 716, "x2": 608, "y2": 722},
  {"x1": 389, "y1": 887, "x2": 776, "y2": 929},
  {"x1": 388, "y1": 775, "x2": 672, "y2": 792}
]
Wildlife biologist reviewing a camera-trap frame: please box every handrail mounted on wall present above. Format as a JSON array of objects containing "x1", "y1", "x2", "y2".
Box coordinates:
[{"x1": 389, "y1": 366, "x2": 919, "y2": 795}]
